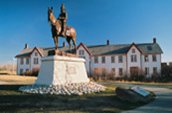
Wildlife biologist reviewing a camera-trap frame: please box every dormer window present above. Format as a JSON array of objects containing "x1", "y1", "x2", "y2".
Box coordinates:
[{"x1": 147, "y1": 46, "x2": 152, "y2": 51}]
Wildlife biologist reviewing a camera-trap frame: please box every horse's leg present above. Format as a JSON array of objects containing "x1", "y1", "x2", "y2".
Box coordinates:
[
  {"x1": 54, "y1": 36, "x2": 58, "y2": 49},
  {"x1": 66, "y1": 37, "x2": 71, "y2": 50},
  {"x1": 72, "y1": 37, "x2": 77, "y2": 50}
]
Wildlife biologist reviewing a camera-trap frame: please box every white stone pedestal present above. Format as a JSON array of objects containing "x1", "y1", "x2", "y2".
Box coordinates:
[{"x1": 35, "y1": 55, "x2": 90, "y2": 85}]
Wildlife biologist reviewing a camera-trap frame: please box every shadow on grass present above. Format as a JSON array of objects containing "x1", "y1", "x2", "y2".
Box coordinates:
[{"x1": 0, "y1": 85, "x2": 148, "y2": 113}]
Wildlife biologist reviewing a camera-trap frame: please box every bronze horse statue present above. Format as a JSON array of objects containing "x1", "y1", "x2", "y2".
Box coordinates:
[{"x1": 48, "y1": 7, "x2": 77, "y2": 50}]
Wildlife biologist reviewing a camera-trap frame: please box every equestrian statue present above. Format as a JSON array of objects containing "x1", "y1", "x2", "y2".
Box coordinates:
[{"x1": 48, "y1": 4, "x2": 77, "y2": 51}]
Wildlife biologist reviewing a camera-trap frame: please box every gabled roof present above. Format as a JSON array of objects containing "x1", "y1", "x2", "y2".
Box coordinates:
[
  {"x1": 15, "y1": 48, "x2": 34, "y2": 58},
  {"x1": 79, "y1": 43, "x2": 163, "y2": 56},
  {"x1": 137, "y1": 43, "x2": 163, "y2": 54},
  {"x1": 15, "y1": 47, "x2": 45, "y2": 58},
  {"x1": 77, "y1": 43, "x2": 92, "y2": 56},
  {"x1": 16, "y1": 42, "x2": 163, "y2": 58},
  {"x1": 126, "y1": 42, "x2": 142, "y2": 53},
  {"x1": 87, "y1": 44, "x2": 130, "y2": 56},
  {"x1": 15, "y1": 46, "x2": 71, "y2": 58}
]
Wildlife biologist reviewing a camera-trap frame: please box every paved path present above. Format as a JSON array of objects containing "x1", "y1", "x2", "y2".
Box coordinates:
[{"x1": 121, "y1": 86, "x2": 172, "y2": 113}]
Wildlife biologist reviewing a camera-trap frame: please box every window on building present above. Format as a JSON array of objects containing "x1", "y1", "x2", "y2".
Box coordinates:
[
  {"x1": 20, "y1": 58, "x2": 24, "y2": 65},
  {"x1": 102, "y1": 56, "x2": 105, "y2": 63},
  {"x1": 34, "y1": 58, "x2": 39, "y2": 64},
  {"x1": 111, "y1": 56, "x2": 115, "y2": 63},
  {"x1": 94, "y1": 56, "x2": 98, "y2": 63},
  {"x1": 26, "y1": 58, "x2": 29, "y2": 65},
  {"x1": 35, "y1": 52, "x2": 38, "y2": 56},
  {"x1": 20, "y1": 69, "x2": 23, "y2": 74},
  {"x1": 119, "y1": 68, "x2": 123, "y2": 76},
  {"x1": 111, "y1": 68, "x2": 115, "y2": 75},
  {"x1": 144, "y1": 55, "x2": 149, "y2": 62},
  {"x1": 147, "y1": 46, "x2": 152, "y2": 50},
  {"x1": 132, "y1": 49, "x2": 135, "y2": 53},
  {"x1": 145, "y1": 67, "x2": 149, "y2": 75},
  {"x1": 153, "y1": 67, "x2": 158, "y2": 74},
  {"x1": 131, "y1": 55, "x2": 137, "y2": 62},
  {"x1": 79, "y1": 50, "x2": 84, "y2": 55},
  {"x1": 152, "y1": 55, "x2": 157, "y2": 62},
  {"x1": 118, "y1": 55, "x2": 123, "y2": 63}
]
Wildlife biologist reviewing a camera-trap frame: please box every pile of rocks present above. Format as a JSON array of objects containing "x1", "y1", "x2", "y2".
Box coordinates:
[{"x1": 19, "y1": 82, "x2": 106, "y2": 95}]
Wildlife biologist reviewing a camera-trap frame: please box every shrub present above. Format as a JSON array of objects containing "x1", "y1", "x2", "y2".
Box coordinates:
[
  {"x1": 91, "y1": 66, "x2": 172, "y2": 82},
  {"x1": 22, "y1": 68, "x2": 39, "y2": 76},
  {"x1": 129, "y1": 74, "x2": 146, "y2": 81},
  {"x1": 31, "y1": 67, "x2": 39, "y2": 76},
  {"x1": 160, "y1": 65, "x2": 172, "y2": 82},
  {"x1": 92, "y1": 68, "x2": 116, "y2": 81}
]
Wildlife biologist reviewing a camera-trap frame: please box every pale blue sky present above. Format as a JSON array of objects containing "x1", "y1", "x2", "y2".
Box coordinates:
[{"x1": 0, "y1": 0, "x2": 172, "y2": 64}]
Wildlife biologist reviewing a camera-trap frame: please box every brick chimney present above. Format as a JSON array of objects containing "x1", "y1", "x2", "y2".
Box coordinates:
[
  {"x1": 24, "y1": 43, "x2": 29, "y2": 49},
  {"x1": 153, "y1": 37, "x2": 156, "y2": 43},
  {"x1": 106, "y1": 40, "x2": 110, "y2": 45},
  {"x1": 63, "y1": 42, "x2": 66, "y2": 47}
]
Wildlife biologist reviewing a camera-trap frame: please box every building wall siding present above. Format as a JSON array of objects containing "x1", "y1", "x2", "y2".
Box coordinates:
[
  {"x1": 77, "y1": 46, "x2": 90, "y2": 74},
  {"x1": 141, "y1": 54, "x2": 161, "y2": 77},
  {"x1": 16, "y1": 43, "x2": 162, "y2": 77},
  {"x1": 17, "y1": 57, "x2": 31, "y2": 75},
  {"x1": 17, "y1": 49, "x2": 41, "y2": 75},
  {"x1": 77, "y1": 45, "x2": 162, "y2": 78},
  {"x1": 30, "y1": 50, "x2": 41, "y2": 71},
  {"x1": 91, "y1": 55, "x2": 127, "y2": 77}
]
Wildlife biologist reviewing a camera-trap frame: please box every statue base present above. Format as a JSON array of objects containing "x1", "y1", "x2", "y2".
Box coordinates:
[
  {"x1": 35, "y1": 55, "x2": 89, "y2": 85},
  {"x1": 48, "y1": 49, "x2": 77, "y2": 57}
]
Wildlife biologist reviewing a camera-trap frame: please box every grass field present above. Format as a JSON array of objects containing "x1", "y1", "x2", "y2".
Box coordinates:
[
  {"x1": 1, "y1": 75, "x2": 172, "y2": 112},
  {"x1": 0, "y1": 85, "x2": 147, "y2": 113},
  {"x1": 0, "y1": 75, "x2": 150, "y2": 113},
  {"x1": 0, "y1": 70, "x2": 16, "y2": 75},
  {"x1": 1, "y1": 75, "x2": 172, "y2": 88},
  {"x1": 0, "y1": 75, "x2": 36, "y2": 84}
]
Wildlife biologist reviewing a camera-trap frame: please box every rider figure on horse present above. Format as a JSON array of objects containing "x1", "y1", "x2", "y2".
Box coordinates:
[{"x1": 58, "y1": 3, "x2": 68, "y2": 36}]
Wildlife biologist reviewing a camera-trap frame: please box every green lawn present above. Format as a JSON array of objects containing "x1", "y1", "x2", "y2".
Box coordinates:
[{"x1": 0, "y1": 84, "x2": 147, "y2": 113}]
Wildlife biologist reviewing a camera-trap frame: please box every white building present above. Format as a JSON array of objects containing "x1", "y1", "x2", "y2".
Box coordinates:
[
  {"x1": 15, "y1": 44, "x2": 43, "y2": 75},
  {"x1": 16, "y1": 38, "x2": 163, "y2": 78},
  {"x1": 77, "y1": 38, "x2": 163, "y2": 78}
]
